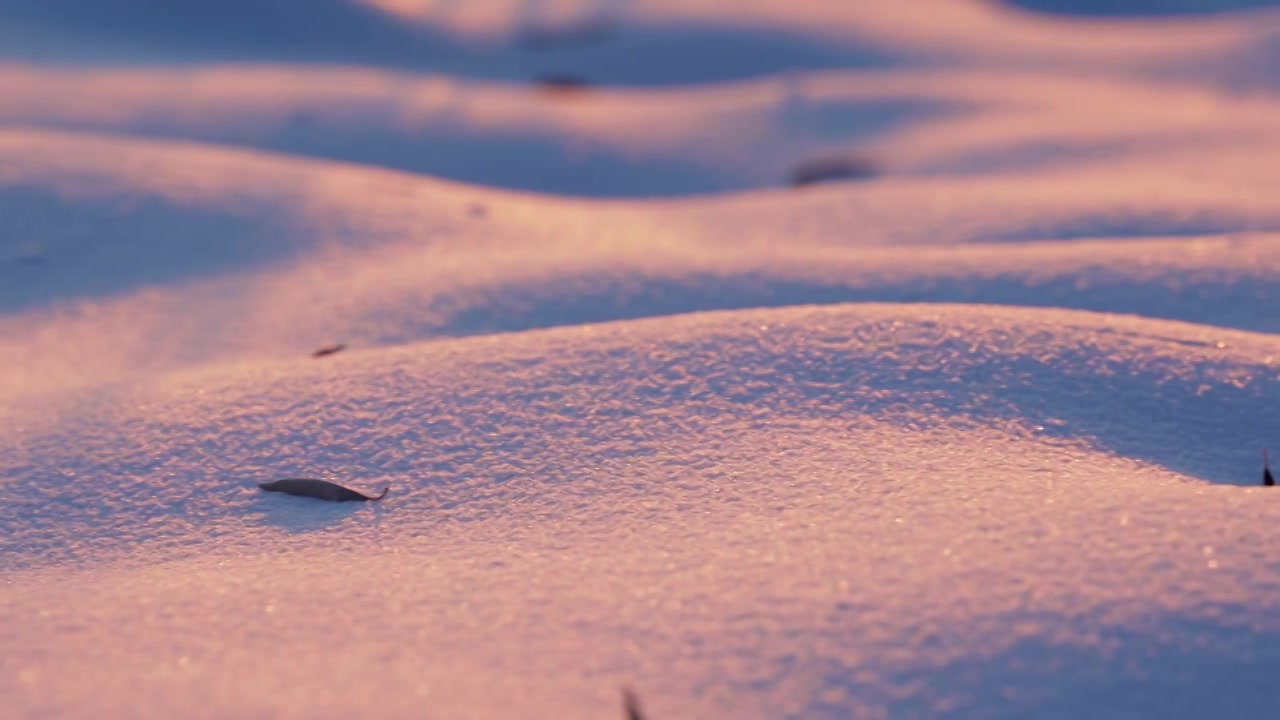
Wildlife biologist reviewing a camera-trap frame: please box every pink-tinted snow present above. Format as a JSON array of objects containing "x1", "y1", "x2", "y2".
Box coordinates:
[{"x1": 2, "y1": 1, "x2": 1280, "y2": 718}]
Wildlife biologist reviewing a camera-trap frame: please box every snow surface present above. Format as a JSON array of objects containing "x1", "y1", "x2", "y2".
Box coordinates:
[{"x1": 3, "y1": 1, "x2": 1280, "y2": 718}]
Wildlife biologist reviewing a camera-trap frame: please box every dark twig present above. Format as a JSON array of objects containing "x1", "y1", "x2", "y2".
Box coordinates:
[
  {"x1": 258, "y1": 478, "x2": 389, "y2": 502},
  {"x1": 533, "y1": 73, "x2": 593, "y2": 98},
  {"x1": 622, "y1": 687, "x2": 645, "y2": 720},
  {"x1": 790, "y1": 154, "x2": 881, "y2": 187}
]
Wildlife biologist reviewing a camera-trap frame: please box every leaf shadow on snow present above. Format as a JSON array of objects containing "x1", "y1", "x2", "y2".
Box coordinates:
[{"x1": 246, "y1": 491, "x2": 380, "y2": 534}]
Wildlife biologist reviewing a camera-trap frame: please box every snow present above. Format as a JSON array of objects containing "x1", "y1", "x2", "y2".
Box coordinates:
[{"x1": 3, "y1": 1, "x2": 1280, "y2": 718}]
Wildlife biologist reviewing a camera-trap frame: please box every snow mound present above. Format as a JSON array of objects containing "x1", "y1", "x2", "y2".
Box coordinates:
[
  {"x1": 3, "y1": 128, "x2": 1278, "y2": 399},
  {"x1": 5, "y1": 304, "x2": 1280, "y2": 718}
]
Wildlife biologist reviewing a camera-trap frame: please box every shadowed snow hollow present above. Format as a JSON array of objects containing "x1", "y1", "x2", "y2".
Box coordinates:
[{"x1": 2, "y1": 128, "x2": 1278, "y2": 399}]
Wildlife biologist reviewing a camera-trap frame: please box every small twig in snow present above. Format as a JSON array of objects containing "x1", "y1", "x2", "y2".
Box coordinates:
[{"x1": 622, "y1": 687, "x2": 646, "y2": 720}]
